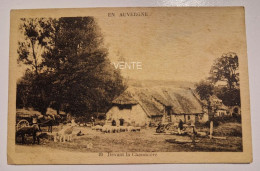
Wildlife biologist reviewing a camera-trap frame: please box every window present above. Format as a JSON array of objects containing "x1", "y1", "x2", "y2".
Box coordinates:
[
  {"x1": 187, "y1": 115, "x2": 190, "y2": 120},
  {"x1": 119, "y1": 119, "x2": 124, "y2": 126},
  {"x1": 118, "y1": 104, "x2": 132, "y2": 110},
  {"x1": 112, "y1": 120, "x2": 116, "y2": 126}
]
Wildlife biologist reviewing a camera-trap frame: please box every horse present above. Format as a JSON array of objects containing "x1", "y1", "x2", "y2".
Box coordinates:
[
  {"x1": 38, "y1": 115, "x2": 55, "y2": 133},
  {"x1": 16, "y1": 124, "x2": 41, "y2": 144}
]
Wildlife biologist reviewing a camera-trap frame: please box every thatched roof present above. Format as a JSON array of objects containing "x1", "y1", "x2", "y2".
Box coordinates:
[
  {"x1": 112, "y1": 87, "x2": 204, "y2": 117},
  {"x1": 112, "y1": 91, "x2": 138, "y2": 105}
]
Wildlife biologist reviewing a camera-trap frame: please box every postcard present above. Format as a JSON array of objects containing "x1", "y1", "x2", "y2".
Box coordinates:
[{"x1": 8, "y1": 7, "x2": 252, "y2": 164}]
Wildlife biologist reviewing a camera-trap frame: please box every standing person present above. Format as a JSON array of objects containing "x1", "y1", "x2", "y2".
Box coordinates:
[
  {"x1": 191, "y1": 123, "x2": 197, "y2": 147},
  {"x1": 156, "y1": 122, "x2": 162, "y2": 133},
  {"x1": 178, "y1": 119, "x2": 184, "y2": 134},
  {"x1": 91, "y1": 116, "x2": 95, "y2": 126},
  {"x1": 32, "y1": 114, "x2": 38, "y2": 125},
  {"x1": 32, "y1": 114, "x2": 41, "y2": 144}
]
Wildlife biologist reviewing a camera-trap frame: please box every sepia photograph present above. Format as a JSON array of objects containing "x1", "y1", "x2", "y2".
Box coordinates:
[{"x1": 7, "y1": 7, "x2": 252, "y2": 164}]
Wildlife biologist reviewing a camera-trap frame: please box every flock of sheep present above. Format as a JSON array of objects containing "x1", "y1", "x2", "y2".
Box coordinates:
[
  {"x1": 16, "y1": 118, "x2": 142, "y2": 147},
  {"x1": 52, "y1": 120, "x2": 141, "y2": 144},
  {"x1": 92, "y1": 125, "x2": 141, "y2": 133}
]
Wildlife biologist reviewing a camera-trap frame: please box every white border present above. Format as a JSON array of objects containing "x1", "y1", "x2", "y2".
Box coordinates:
[{"x1": 0, "y1": 0, "x2": 260, "y2": 170}]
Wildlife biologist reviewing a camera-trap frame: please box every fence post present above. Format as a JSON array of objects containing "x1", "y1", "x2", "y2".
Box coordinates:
[{"x1": 209, "y1": 121, "x2": 213, "y2": 139}]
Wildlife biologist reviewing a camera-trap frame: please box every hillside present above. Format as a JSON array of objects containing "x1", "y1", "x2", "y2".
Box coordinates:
[{"x1": 125, "y1": 79, "x2": 195, "y2": 89}]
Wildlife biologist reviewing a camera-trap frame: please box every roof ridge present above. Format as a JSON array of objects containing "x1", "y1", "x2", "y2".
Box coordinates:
[{"x1": 162, "y1": 89, "x2": 184, "y2": 114}]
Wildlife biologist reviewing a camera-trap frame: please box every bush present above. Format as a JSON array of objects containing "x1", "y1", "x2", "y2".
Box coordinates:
[
  {"x1": 203, "y1": 120, "x2": 220, "y2": 128},
  {"x1": 213, "y1": 122, "x2": 242, "y2": 137},
  {"x1": 200, "y1": 115, "x2": 241, "y2": 128},
  {"x1": 74, "y1": 116, "x2": 89, "y2": 124},
  {"x1": 215, "y1": 115, "x2": 241, "y2": 123}
]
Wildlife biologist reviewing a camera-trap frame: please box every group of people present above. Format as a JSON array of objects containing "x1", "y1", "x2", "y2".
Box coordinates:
[{"x1": 156, "y1": 119, "x2": 196, "y2": 135}]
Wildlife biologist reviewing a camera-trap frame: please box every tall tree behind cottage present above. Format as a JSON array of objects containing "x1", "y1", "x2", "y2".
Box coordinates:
[
  {"x1": 209, "y1": 52, "x2": 240, "y2": 106},
  {"x1": 17, "y1": 17, "x2": 126, "y2": 116},
  {"x1": 209, "y1": 52, "x2": 239, "y2": 90}
]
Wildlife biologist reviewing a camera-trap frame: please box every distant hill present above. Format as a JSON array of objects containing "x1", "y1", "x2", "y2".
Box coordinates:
[{"x1": 125, "y1": 78, "x2": 195, "y2": 89}]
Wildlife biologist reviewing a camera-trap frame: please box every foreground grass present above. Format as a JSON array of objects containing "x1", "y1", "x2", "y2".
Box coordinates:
[
  {"x1": 16, "y1": 121, "x2": 242, "y2": 152},
  {"x1": 41, "y1": 125, "x2": 242, "y2": 152}
]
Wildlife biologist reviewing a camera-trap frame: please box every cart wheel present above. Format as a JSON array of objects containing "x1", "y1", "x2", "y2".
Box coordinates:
[{"x1": 16, "y1": 119, "x2": 30, "y2": 130}]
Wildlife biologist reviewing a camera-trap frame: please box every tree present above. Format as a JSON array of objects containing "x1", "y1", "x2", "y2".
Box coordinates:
[
  {"x1": 17, "y1": 17, "x2": 126, "y2": 117},
  {"x1": 207, "y1": 52, "x2": 241, "y2": 107},
  {"x1": 17, "y1": 18, "x2": 54, "y2": 75},
  {"x1": 17, "y1": 18, "x2": 55, "y2": 114},
  {"x1": 16, "y1": 70, "x2": 33, "y2": 109},
  {"x1": 195, "y1": 81, "x2": 214, "y2": 102},
  {"x1": 46, "y1": 17, "x2": 126, "y2": 116},
  {"x1": 195, "y1": 81, "x2": 214, "y2": 116},
  {"x1": 209, "y1": 52, "x2": 239, "y2": 90},
  {"x1": 214, "y1": 86, "x2": 240, "y2": 106},
  {"x1": 16, "y1": 70, "x2": 53, "y2": 114}
]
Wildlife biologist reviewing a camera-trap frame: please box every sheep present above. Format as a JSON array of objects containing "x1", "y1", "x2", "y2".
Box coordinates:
[
  {"x1": 133, "y1": 127, "x2": 141, "y2": 132},
  {"x1": 124, "y1": 126, "x2": 141, "y2": 132},
  {"x1": 111, "y1": 126, "x2": 120, "y2": 133},
  {"x1": 119, "y1": 126, "x2": 127, "y2": 132},
  {"x1": 61, "y1": 126, "x2": 74, "y2": 142},
  {"x1": 100, "y1": 125, "x2": 142, "y2": 133},
  {"x1": 126, "y1": 126, "x2": 134, "y2": 132},
  {"x1": 115, "y1": 126, "x2": 121, "y2": 133},
  {"x1": 102, "y1": 125, "x2": 112, "y2": 133},
  {"x1": 54, "y1": 120, "x2": 77, "y2": 142},
  {"x1": 87, "y1": 142, "x2": 93, "y2": 149},
  {"x1": 101, "y1": 125, "x2": 106, "y2": 132},
  {"x1": 102, "y1": 125, "x2": 121, "y2": 133},
  {"x1": 92, "y1": 125, "x2": 102, "y2": 131},
  {"x1": 91, "y1": 125, "x2": 96, "y2": 130}
]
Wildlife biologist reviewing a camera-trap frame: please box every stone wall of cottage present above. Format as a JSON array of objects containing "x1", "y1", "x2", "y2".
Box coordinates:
[{"x1": 106, "y1": 104, "x2": 149, "y2": 127}]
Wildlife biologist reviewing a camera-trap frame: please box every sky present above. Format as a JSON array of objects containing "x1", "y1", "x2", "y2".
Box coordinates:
[
  {"x1": 96, "y1": 7, "x2": 247, "y2": 82},
  {"x1": 14, "y1": 7, "x2": 247, "y2": 83}
]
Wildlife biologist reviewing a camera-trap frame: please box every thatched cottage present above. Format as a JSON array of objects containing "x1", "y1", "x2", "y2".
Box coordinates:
[{"x1": 105, "y1": 87, "x2": 207, "y2": 127}]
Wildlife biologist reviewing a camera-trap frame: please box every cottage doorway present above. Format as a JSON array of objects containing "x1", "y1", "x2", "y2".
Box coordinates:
[
  {"x1": 119, "y1": 119, "x2": 124, "y2": 126},
  {"x1": 195, "y1": 114, "x2": 199, "y2": 123},
  {"x1": 165, "y1": 106, "x2": 172, "y2": 122},
  {"x1": 112, "y1": 120, "x2": 116, "y2": 126}
]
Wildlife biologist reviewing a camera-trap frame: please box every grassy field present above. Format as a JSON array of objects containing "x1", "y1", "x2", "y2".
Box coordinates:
[{"x1": 16, "y1": 122, "x2": 242, "y2": 152}]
